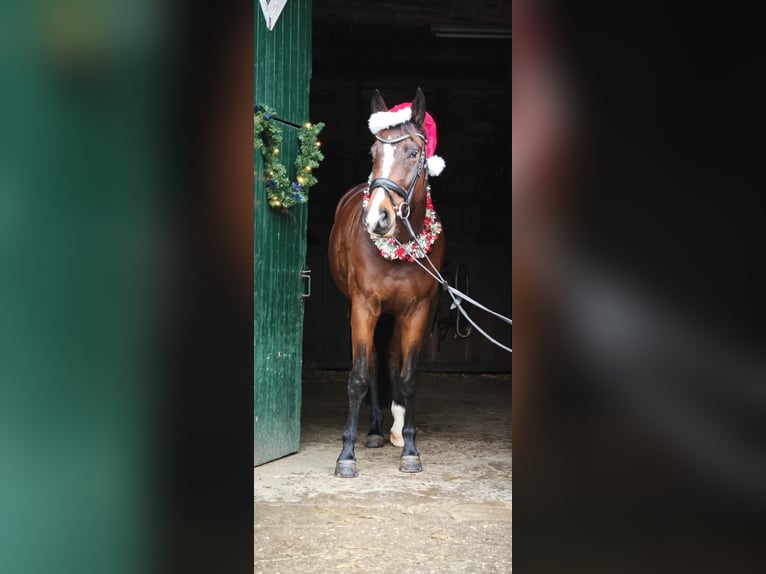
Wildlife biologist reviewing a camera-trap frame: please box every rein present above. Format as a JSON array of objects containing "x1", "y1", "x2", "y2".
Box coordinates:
[{"x1": 395, "y1": 214, "x2": 513, "y2": 354}]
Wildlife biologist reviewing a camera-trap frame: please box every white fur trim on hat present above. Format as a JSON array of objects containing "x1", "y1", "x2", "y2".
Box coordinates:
[
  {"x1": 368, "y1": 108, "x2": 412, "y2": 134},
  {"x1": 427, "y1": 155, "x2": 446, "y2": 176}
]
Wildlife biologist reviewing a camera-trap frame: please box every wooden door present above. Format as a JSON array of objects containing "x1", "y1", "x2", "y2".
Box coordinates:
[{"x1": 254, "y1": 0, "x2": 313, "y2": 466}]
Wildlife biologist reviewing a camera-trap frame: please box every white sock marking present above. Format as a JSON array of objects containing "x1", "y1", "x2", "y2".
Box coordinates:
[{"x1": 390, "y1": 401, "x2": 405, "y2": 437}]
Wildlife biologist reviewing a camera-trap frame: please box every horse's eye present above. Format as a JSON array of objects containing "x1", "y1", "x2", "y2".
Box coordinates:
[{"x1": 408, "y1": 150, "x2": 418, "y2": 159}]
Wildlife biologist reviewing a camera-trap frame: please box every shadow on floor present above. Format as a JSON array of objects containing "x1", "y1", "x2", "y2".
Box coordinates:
[{"x1": 254, "y1": 371, "x2": 512, "y2": 573}]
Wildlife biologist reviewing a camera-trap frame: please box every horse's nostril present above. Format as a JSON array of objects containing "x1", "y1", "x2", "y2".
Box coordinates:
[{"x1": 372, "y1": 211, "x2": 393, "y2": 236}]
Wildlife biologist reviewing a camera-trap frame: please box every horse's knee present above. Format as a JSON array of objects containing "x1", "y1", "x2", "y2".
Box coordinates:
[
  {"x1": 400, "y1": 376, "x2": 417, "y2": 399},
  {"x1": 399, "y1": 354, "x2": 418, "y2": 398},
  {"x1": 347, "y1": 375, "x2": 369, "y2": 401}
]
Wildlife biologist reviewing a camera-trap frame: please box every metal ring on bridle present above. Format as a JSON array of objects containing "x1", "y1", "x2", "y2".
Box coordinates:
[{"x1": 397, "y1": 201, "x2": 411, "y2": 220}]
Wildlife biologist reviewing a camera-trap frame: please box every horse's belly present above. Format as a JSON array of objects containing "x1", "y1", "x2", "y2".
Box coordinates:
[{"x1": 379, "y1": 288, "x2": 435, "y2": 315}]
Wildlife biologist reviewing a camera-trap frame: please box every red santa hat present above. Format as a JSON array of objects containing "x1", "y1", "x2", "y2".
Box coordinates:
[{"x1": 368, "y1": 102, "x2": 446, "y2": 176}]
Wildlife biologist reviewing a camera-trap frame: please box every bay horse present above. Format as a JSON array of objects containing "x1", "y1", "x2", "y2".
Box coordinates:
[{"x1": 328, "y1": 88, "x2": 446, "y2": 478}]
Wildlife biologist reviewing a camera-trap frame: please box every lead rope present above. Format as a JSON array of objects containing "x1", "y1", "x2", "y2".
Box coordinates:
[
  {"x1": 454, "y1": 264, "x2": 472, "y2": 338},
  {"x1": 395, "y1": 213, "x2": 512, "y2": 354}
]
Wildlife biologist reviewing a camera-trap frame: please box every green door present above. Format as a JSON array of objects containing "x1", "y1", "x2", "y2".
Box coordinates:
[{"x1": 254, "y1": 0, "x2": 313, "y2": 466}]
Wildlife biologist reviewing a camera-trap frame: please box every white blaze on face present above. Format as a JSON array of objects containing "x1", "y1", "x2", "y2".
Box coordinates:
[
  {"x1": 390, "y1": 401, "x2": 405, "y2": 447},
  {"x1": 380, "y1": 143, "x2": 395, "y2": 178},
  {"x1": 365, "y1": 143, "x2": 395, "y2": 230}
]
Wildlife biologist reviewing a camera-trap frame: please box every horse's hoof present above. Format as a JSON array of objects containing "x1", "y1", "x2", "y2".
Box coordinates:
[
  {"x1": 399, "y1": 455, "x2": 423, "y2": 473},
  {"x1": 365, "y1": 434, "x2": 386, "y2": 448},
  {"x1": 334, "y1": 459, "x2": 358, "y2": 478},
  {"x1": 390, "y1": 433, "x2": 404, "y2": 448}
]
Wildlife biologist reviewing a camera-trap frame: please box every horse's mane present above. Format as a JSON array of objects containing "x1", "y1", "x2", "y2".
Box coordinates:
[{"x1": 334, "y1": 184, "x2": 367, "y2": 218}]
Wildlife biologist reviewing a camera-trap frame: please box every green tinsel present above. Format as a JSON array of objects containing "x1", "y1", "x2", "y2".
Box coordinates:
[{"x1": 254, "y1": 105, "x2": 325, "y2": 209}]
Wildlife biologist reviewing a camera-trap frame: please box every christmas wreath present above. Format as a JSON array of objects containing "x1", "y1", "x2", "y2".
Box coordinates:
[{"x1": 254, "y1": 104, "x2": 325, "y2": 209}]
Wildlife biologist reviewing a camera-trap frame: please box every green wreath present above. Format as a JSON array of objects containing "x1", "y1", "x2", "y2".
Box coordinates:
[{"x1": 254, "y1": 105, "x2": 325, "y2": 209}]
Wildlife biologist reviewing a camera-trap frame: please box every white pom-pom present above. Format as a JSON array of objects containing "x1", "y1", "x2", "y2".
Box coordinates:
[{"x1": 427, "y1": 155, "x2": 446, "y2": 176}]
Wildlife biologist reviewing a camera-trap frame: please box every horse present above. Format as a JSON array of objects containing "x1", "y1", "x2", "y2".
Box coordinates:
[{"x1": 328, "y1": 88, "x2": 446, "y2": 478}]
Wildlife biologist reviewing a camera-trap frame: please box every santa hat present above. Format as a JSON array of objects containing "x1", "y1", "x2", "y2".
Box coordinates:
[{"x1": 368, "y1": 102, "x2": 446, "y2": 176}]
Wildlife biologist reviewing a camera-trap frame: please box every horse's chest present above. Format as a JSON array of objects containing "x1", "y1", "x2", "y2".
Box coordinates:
[{"x1": 351, "y1": 264, "x2": 428, "y2": 310}]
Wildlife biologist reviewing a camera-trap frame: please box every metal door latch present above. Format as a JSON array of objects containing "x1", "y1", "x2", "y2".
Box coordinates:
[{"x1": 300, "y1": 266, "x2": 311, "y2": 299}]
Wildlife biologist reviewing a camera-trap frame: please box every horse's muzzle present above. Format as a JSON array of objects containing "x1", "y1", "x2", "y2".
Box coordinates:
[
  {"x1": 363, "y1": 202, "x2": 395, "y2": 237},
  {"x1": 371, "y1": 209, "x2": 393, "y2": 237}
]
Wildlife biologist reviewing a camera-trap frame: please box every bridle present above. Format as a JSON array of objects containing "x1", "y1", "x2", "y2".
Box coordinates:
[{"x1": 368, "y1": 131, "x2": 428, "y2": 220}]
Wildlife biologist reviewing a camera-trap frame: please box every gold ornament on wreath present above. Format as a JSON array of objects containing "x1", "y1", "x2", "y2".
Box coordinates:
[{"x1": 254, "y1": 104, "x2": 325, "y2": 210}]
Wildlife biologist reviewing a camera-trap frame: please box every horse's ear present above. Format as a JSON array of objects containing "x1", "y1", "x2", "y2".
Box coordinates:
[
  {"x1": 371, "y1": 90, "x2": 388, "y2": 113},
  {"x1": 410, "y1": 87, "x2": 426, "y2": 127}
]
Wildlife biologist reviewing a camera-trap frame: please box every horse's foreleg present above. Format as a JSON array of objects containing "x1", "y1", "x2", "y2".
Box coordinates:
[
  {"x1": 397, "y1": 350, "x2": 422, "y2": 472},
  {"x1": 335, "y1": 348, "x2": 372, "y2": 477},
  {"x1": 397, "y1": 305, "x2": 431, "y2": 473},
  {"x1": 335, "y1": 302, "x2": 379, "y2": 478}
]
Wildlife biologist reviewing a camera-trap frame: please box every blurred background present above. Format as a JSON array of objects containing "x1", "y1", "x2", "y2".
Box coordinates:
[
  {"x1": 514, "y1": 1, "x2": 766, "y2": 572},
  {"x1": 0, "y1": 1, "x2": 253, "y2": 573}
]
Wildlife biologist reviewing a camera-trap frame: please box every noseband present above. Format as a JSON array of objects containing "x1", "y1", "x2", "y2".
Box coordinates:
[{"x1": 368, "y1": 132, "x2": 427, "y2": 220}]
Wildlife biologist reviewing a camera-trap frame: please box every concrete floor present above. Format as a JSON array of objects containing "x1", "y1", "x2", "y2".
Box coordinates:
[{"x1": 254, "y1": 371, "x2": 512, "y2": 573}]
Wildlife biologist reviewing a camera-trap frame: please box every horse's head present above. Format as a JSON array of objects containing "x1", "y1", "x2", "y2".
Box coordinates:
[{"x1": 364, "y1": 88, "x2": 430, "y2": 237}]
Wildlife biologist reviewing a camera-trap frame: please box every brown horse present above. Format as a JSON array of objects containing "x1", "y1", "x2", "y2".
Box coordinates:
[{"x1": 328, "y1": 88, "x2": 445, "y2": 478}]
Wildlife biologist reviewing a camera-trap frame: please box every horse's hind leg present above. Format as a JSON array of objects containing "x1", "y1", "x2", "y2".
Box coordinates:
[
  {"x1": 364, "y1": 371, "x2": 385, "y2": 448},
  {"x1": 387, "y1": 319, "x2": 405, "y2": 448},
  {"x1": 335, "y1": 301, "x2": 379, "y2": 478},
  {"x1": 366, "y1": 314, "x2": 393, "y2": 448}
]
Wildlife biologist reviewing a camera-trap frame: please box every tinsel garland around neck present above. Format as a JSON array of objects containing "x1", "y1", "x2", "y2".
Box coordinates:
[{"x1": 362, "y1": 186, "x2": 442, "y2": 262}]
